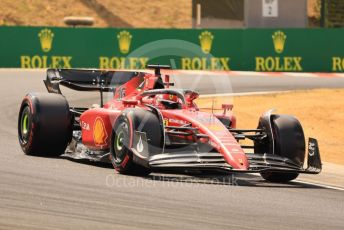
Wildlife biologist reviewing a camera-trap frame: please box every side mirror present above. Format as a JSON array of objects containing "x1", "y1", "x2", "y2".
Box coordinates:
[
  {"x1": 123, "y1": 99, "x2": 138, "y2": 106},
  {"x1": 222, "y1": 104, "x2": 233, "y2": 115}
]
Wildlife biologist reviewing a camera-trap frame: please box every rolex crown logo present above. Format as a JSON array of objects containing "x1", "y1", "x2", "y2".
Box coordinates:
[
  {"x1": 272, "y1": 30, "x2": 286, "y2": 54},
  {"x1": 38, "y1": 29, "x2": 54, "y2": 52},
  {"x1": 117, "y1": 30, "x2": 132, "y2": 54},
  {"x1": 199, "y1": 31, "x2": 214, "y2": 54}
]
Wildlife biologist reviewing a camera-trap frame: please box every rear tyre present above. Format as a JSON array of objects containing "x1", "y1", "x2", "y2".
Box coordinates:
[
  {"x1": 110, "y1": 108, "x2": 163, "y2": 176},
  {"x1": 255, "y1": 114, "x2": 305, "y2": 183},
  {"x1": 18, "y1": 93, "x2": 72, "y2": 156}
]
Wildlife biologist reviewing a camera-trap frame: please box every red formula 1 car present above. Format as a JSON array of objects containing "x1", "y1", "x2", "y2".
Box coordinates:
[{"x1": 18, "y1": 65, "x2": 321, "y2": 182}]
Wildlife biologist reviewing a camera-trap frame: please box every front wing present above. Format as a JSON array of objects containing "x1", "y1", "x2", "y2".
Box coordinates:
[
  {"x1": 64, "y1": 130, "x2": 321, "y2": 175},
  {"x1": 147, "y1": 138, "x2": 321, "y2": 174}
]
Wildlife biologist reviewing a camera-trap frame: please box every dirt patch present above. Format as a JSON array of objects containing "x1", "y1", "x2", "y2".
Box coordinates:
[
  {"x1": 196, "y1": 89, "x2": 344, "y2": 165},
  {"x1": 0, "y1": 0, "x2": 191, "y2": 28}
]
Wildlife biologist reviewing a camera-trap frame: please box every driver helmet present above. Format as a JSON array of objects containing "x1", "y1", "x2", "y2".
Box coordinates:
[{"x1": 159, "y1": 93, "x2": 178, "y2": 102}]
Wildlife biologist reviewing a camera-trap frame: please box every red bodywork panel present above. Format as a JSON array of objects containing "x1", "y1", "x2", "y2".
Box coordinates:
[
  {"x1": 161, "y1": 109, "x2": 248, "y2": 170},
  {"x1": 80, "y1": 108, "x2": 120, "y2": 150},
  {"x1": 78, "y1": 71, "x2": 249, "y2": 170}
]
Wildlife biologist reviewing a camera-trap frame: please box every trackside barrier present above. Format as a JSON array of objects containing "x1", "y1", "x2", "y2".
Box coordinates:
[{"x1": 0, "y1": 26, "x2": 343, "y2": 72}]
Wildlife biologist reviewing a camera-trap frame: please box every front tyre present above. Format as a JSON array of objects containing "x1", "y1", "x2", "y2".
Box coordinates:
[
  {"x1": 110, "y1": 109, "x2": 163, "y2": 176},
  {"x1": 110, "y1": 115, "x2": 149, "y2": 175},
  {"x1": 256, "y1": 114, "x2": 305, "y2": 183}
]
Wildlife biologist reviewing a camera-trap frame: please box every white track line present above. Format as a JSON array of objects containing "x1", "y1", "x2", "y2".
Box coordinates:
[
  {"x1": 231, "y1": 71, "x2": 268, "y2": 76},
  {"x1": 282, "y1": 72, "x2": 318, "y2": 78},
  {"x1": 334, "y1": 73, "x2": 344, "y2": 78},
  {"x1": 199, "y1": 91, "x2": 289, "y2": 98},
  {"x1": 295, "y1": 180, "x2": 344, "y2": 191}
]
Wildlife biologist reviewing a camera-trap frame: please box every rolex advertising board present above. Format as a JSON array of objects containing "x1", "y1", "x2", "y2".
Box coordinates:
[
  {"x1": 242, "y1": 29, "x2": 344, "y2": 72},
  {"x1": 0, "y1": 26, "x2": 343, "y2": 72}
]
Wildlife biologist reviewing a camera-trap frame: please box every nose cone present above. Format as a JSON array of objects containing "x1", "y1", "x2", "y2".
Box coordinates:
[{"x1": 222, "y1": 146, "x2": 249, "y2": 170}]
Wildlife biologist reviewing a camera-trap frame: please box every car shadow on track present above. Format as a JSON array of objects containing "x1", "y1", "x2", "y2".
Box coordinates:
[
  {"x1": 59, "y1": 155, "x2": 114, "y2": 169},
  {"x1": 57, "y1": 156, "x2": 325, "y2": 189},
  {"x1": 145, "y1": 173, "x2": 325, "y2": 189}
]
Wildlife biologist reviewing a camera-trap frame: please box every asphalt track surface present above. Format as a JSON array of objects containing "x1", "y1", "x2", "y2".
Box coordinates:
[
  {"x1": 171, "y1": 71, "x2": 344, "y2": 94},
  {"x1": 0, "y1": 69, "x2": 344, "y2": 229}
]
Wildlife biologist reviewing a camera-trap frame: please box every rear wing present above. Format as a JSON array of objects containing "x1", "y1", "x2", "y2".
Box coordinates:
[{"x1": 44, "y1": 69, "x2": 141, "y2": 94}]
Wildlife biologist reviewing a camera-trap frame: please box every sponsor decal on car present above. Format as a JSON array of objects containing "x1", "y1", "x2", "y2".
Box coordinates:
[
  {"x1": 80, "y1": 120, "x2": 90, "y2": 130},
  {"x1": 165, "y1": 118, "x2": 187, "y2": 125},
  {"x1": 308, "y1": 142, "x2": 315, "y2": 156},
  {"x1": 133, "y1": 131, "x2": 149, "y2": 158},
  {"x1": 137, "y1": 136, "x2": 144, "y2": 153},
  {"x1": 119, "y1": 87, "x2": 126, "y2": 99},
  {"x1": 93, "y1": 117, "x2": 108, "y2": 148},
  {"x1": 163, "y1": 118, "x2": 169, "y2": 126}
]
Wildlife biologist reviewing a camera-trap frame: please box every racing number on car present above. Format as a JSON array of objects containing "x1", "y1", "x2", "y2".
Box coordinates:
[{"x1": 119, "y1": 88, "x2": 126, "y2": 99}]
